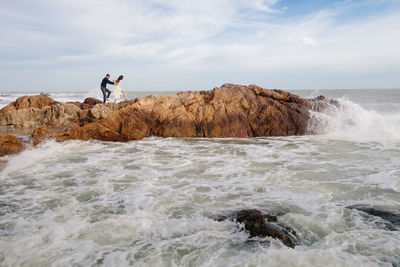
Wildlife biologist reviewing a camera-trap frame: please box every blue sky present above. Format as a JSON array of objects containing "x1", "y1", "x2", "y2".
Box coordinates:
[{"x1": 1, "y1": 0, "x2": 400, "y2": 92}]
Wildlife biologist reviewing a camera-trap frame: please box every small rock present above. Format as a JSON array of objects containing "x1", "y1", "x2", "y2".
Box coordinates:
[
  {"x1": 0, "y1": 133, "x2": 23, "y2": 157},
  {"x1": 235, "y1": 209, "x2": 298, "y2": 248},
  {"x1": 213, "y1": 209, "x2": 299, "y2": 248},
  {"x1": 211, "y1": 214, "x2": 228, "y2": 222},
  {"x1": 83, "y1": 97, "x2": 102, "y2": 108}
]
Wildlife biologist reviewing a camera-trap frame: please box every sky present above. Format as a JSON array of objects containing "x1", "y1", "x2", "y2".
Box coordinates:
[{"x1": 1, "y1": 0, "x2": 400, "y2": 92}]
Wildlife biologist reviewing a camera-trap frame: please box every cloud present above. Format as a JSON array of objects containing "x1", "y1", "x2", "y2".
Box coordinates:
[
  {"x1": 243, "y1": 0, "x2": 280, "y2": 12},
  {"x1": 1, "y1": 0, "x2": 400, "y2": 91}
]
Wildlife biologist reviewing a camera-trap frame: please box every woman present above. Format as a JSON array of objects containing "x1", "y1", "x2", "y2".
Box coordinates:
[{"x1": 113, "y1": 75, "x2": 128, "y2": 102}]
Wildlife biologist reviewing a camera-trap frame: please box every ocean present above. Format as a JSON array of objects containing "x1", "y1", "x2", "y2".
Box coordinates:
[{"x1": 1, "y1": 89, "x2": 400, "y2": 266}]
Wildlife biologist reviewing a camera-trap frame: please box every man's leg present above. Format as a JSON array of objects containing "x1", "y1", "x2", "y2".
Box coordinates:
[
  {"x1": 100, "y1": 87, "x2": 107, "y2": 103},
  {"x1": 106, "y1": 88, "x2": 111, "y2": 101}
]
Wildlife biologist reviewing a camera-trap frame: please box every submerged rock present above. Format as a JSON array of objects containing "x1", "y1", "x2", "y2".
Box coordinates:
[
  {"x1": 0, "y1": 133, "x2": 23, "y2": 157},
  {"x1": 347, "y1": 205, "x2": 400, "y2": 231},
  {"x1": 213, "y1": 209, "x2": 299, "y2": 248},
  {"x1": 210, "y1": 214, "x2": 228, "y2": 222}
]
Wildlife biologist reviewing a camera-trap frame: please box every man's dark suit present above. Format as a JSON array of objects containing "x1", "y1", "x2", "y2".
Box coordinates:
[{"x1": 100, "y1": 77, "x2": 114, "y2": 103}]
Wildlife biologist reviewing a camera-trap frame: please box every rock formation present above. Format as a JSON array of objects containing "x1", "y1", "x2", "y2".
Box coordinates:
[
  {"x1": 0, "y1": 84, "x2": 334, "y2": 145},
  {"x1": 0, "y1": 133, "x2": 23, "y2": 157},
  {"x1": 25, "y1": 84, "x2": 313, "y2": 144}
]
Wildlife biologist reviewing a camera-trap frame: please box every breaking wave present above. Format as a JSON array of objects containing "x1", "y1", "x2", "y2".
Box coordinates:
[{"x1": 308, "y1": 98, "x2": 400, "y2": 143}]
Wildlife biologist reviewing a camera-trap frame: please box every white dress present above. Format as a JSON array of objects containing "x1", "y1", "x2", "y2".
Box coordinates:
[{"x1": 114, "y1": 82, "x2": 122, "y2": 100}]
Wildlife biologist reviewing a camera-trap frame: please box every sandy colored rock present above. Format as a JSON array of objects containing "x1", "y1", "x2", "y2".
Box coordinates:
[
  {"x1": 32, "y1": 84, "x2": 313, "y2": 143},
  {"x1": 0, "y1": 94, "x2": 117, "y2": 129},
  {"x1": 0, "y1": 133, "x2": 23, "y2": 157},
  {"x1": 0, "y1": 95, "x2": 56, "y2": 114},
  {"x1": 87, "y1": 104, "x2": 113, "y2": 121},
  {"x1": 1, "y1": 103, "x2": 82, "y2": 128}
]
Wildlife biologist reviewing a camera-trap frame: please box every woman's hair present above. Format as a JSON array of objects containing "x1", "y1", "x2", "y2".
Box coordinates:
[{"x1": 117, "y1": 75, "x2": 124, "y2": 81}]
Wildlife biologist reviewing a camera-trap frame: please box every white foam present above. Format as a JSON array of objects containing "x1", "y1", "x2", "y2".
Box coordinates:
[
  {"x1": 308, "y1": 98, "x2": 400, "y2": 143},
  {"x1": 1, "y1": 124, "x2": 400, "y2": 265}
]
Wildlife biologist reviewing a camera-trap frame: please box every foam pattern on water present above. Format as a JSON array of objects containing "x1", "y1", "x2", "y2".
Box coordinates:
[{"x1": 1, "y1": 136, "x2": 399, "y2": 266}]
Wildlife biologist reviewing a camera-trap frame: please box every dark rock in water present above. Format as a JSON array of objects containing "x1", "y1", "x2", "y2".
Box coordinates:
[
  {"x1": 213, "y1": 209, "x2": 298, "y2": 248},
  {"x1": 235, "y1": 209, "x2": 298, "y2": 248},
  {"x1": 347, "y1": 205, "x2": 400, "y2": 231}
]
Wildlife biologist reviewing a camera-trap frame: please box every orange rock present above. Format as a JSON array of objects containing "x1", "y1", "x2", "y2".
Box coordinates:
[
  {"x1": 31, "y1": 84, "x2": 312, "y2": 143},
  {"x1": 0, "y1": 133, "x2": 23, "y2": 157}
]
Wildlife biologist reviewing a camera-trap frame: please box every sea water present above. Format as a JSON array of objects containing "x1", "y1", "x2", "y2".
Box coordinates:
[{"x1": 0, "y1": 89, "x2": 400, "y2": 266}]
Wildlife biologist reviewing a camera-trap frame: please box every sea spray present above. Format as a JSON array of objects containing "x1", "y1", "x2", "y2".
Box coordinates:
[{"x1": 307, "y1": 98, "x2": 400, "y2": 142}]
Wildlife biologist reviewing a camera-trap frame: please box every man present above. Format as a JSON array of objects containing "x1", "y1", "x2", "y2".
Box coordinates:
[{"x1": 100, "y1": 74, "x2": 114, "y2": 103}]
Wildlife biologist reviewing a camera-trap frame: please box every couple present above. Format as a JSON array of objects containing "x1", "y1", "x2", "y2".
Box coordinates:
[{"x1": 100, "y1": 74, "x2": 128, "y2": 103}]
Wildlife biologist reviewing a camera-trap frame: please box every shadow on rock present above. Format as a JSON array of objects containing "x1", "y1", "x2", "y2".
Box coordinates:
[
  {"x1": 347, "y1": 205, "x2": 400, "y2": 231},
  {"x1": 212, "y1": 209, "x2": 299, "y2": 248}
]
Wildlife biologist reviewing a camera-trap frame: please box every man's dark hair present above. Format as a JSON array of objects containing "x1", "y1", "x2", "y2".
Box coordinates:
[{"x1": 106, "y1": 74, "x2": 110, "y2": 77}]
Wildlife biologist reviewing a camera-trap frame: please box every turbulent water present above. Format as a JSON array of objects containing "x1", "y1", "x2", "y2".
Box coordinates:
[{"x1": 1, "y1": 89, "x2": 400, "y2": 266}]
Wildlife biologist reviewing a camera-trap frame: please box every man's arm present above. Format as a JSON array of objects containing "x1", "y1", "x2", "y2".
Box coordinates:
[{"x1": 108, "y1": 79, "x2": 114, "y2": 85}]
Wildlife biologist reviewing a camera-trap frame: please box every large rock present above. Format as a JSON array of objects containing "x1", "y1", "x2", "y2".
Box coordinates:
[
  {"x1": 0, "y1": 133, "x2": 23, "y2": 157},
  {"x1": 31, "y1": 84, "x2": 313, "y2": 143}
]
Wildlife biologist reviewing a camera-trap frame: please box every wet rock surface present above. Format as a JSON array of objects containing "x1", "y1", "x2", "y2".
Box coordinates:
[
  {"x1": 213, "y1": 209, "x2": 299, "y2": 248},
  {"x1": 347, "y1": 205, "x2": 400, "y2": 231}
]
